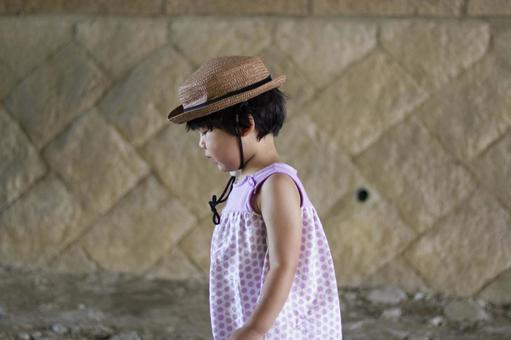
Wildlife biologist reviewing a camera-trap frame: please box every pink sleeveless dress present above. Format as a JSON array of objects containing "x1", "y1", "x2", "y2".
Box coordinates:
[{"x1": 209, "y1": 162, "x2": 343, "y2": 339}]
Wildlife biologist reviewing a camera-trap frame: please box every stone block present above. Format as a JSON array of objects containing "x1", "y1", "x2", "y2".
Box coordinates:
[
  {"x1": 278, "y1": 114, "x2": 365, "y2": 217},
  {"x1": 308, "y1": 50, "x2": 427, "y2": 155},
  {"x1": 141, "y1": 124, "x2": 227, "y2": 219},
  {"x1": 81, "y1": 176, "x2": 197, "y2": 274},
  {"x1": 99, "y1": 47, "x2": 192, "y2": 147},
  {"x1": 417, "y1": 55, "x2": 511, "y2": 162},
  {"x1": 0, "y1": 17, "x2": 73, "y2": 79},
  {"x1": 381, "y1": 20, "x2": 490, "y2": 91},
  {"x1": 0, "y1": 61, "x2": 16, "y2": 100},
  {"x1": 364, "y1": 257, "x2": 430, "y2": 293},
  {"x1": 5, "y1": 42, "x2": 109, "y2": 149},
  {"x1": 274, "y1": 19, "x2": 376, "y2": 88},
  {"x1": 312, "y1": 0, "x2": 464, "y2": 16},
  {"x1": 110, "y1": 331, "x2": 142, "y2": 340},
  {"x1": 444, "y1": 300, "x2": 490, "y2": 322},
  {"x1": 257, "y1": 47, "x2": 316, "y2": 113},
  {"x1": 324, "y1": 182, "x2": 416, "y2": 286},
  {"x1": 367, "y1": 285, "x2": 407, "y2": 304},
  {"x1": 412, "y1": 0, "x2": 464, "y2": 16},
  {"x1": 406, "y1": 188, "x2": 511, "y2": 296},
  {"x1": 469, "y1": 131, "x2": 511, "y2": 211},
  {"x1": 479, "y1": 268, "x2": 511, "y2": 304},
  {"x1": 76, "y1": 17, "x2": 167, "y2": 79},
  {"x1": 43, "y1": 110, "x2": 149, "y2": 215},
  {"x1": 169, "y1": 17, "x2": 273, "y2": 66},
  {"x1": 0, "y1": 174, "x2": 86, "y2": 267},
  {"x1": 166, "y1": 0, "x2": 308, "y2": 15},
  {"x1": 45, "y1": 244, "x2": 99, "y2": 274},
  {"x1": 381, "y1": 307, "x2": 402, "y2": 320},
  {"x1": 0, "y1": 0, "x2": 162, "y2": 15},
  {"x1": 354, "y1": 116, "x2": 476, "y2": 233},
  {"x1": 0, "y1": 109, "x2": 46, "y2": 210},
  {"x1": 145, "y1": 247, "x2": 204, "y2": 280},
  {"x1": 313, "y1": 0, "x2": 415, "y2": 16},
  {"x1": 468, "y1": 0, "x2": 511, "y2": 15},
  {"x1": 494, "y1": 22, "x2": 511, "y2": 72},
  {"x1": 179, "y1": 217, "x2": 215, "y2": 274}
]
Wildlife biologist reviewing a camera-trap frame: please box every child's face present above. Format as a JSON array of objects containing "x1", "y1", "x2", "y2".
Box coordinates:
[{"x1": 198, "y1": 127, "x2": 240, "y2": 172}]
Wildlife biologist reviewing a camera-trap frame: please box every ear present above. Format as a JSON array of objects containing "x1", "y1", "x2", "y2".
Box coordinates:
[{"x1": 240, "y1": 113, "x2": 255, "y2": 137}]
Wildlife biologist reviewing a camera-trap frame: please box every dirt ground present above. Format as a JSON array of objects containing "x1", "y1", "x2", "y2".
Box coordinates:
[{"x1": 0, "y1": 265, "x2": 510, "y2": 340}]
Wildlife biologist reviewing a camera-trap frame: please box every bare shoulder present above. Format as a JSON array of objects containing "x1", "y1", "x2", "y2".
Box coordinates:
[
  {"x1": 261, "y1": 173, "x2": 299, "y2": 196},
  {"x1": 253, "y1": 173, "x2": 301, "y2": 214}
]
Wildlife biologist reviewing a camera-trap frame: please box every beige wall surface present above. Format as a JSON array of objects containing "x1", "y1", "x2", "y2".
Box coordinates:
[{"x1": 1, "y1": 1, "x2": 510, "y2": 304}]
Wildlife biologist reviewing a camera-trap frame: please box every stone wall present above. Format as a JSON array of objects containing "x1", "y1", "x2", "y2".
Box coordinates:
[{"x1": 1, "y1": 0, "x2": 510, "y2": 304}]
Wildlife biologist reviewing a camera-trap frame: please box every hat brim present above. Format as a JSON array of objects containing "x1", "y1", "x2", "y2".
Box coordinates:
[{"x1": 168, "y1": 75, "x2": 286, "y2": 124}]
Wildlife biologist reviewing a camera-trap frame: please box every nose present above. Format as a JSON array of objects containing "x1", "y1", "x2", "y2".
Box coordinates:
[{"x1": 199, "y1": 134, "x2": 206, "y2": 149}]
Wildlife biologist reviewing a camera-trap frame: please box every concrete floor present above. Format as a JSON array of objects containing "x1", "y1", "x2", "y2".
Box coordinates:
[{"x1": 0, "y1": 265, "x2": 510, "y2": 340}]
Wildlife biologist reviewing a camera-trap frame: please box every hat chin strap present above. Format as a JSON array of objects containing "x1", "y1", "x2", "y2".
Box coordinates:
[
  {"x1": 208, "y1": 115, "x2": 245, "y2": 225},
  {"x1": 237, "y1": 134, "x2": 245, "y2": 170}
]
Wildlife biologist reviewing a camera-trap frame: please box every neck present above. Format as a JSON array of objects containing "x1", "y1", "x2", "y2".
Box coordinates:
[{"x1": 237, "y1": 135, "x2": 281, "y2": 179}]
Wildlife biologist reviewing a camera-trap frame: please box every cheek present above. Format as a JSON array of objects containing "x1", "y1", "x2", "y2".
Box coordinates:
[
  {"x1": 203, "y1": 135, "x2": 213, "y2": 148},
  {"x1": 208, "y1": 137, "x2": 236, "y2": 160},
  {"x1": 207, "y1": 141, "x2": 223, "y2": 156},
  {"x1": 202, "y1": 136, "x2": 217, "y2": 153}
]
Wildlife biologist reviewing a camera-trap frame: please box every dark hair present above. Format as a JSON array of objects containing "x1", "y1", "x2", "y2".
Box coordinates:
[{"x1": 185, "y1": 88, "x2": 288, "y2": 141}]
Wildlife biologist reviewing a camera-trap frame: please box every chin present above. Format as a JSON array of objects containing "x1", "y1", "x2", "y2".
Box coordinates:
[{"x1": 217, "y1": 163, "x2": 239, "y2": 173}]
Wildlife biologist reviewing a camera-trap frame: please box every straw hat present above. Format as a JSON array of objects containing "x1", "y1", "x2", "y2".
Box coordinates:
[{"x1": 168, "y1": 55, "x2": 286, "y2": 124}]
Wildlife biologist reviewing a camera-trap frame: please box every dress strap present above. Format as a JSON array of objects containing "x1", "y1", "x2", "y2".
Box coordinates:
[{"x1": 247, "y1": 163, "x2": 306, "y2": 212}]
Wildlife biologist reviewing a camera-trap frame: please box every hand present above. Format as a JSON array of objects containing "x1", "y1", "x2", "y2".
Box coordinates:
[{"x1": 229, "y1": 325, "x2": 264, "y2": 340}]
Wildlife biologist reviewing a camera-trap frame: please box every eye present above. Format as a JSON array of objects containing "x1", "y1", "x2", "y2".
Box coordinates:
[{"x1": 200, "y1": 128, "x2": 212, "y2": 135}]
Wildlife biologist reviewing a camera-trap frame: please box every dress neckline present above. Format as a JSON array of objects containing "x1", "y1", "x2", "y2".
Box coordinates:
[{"x1": 233, "y1": 162, "x2": 296, "y2": 187}]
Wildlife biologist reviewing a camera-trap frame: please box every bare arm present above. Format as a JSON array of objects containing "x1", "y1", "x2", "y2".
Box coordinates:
[{"x1": 243, "y1": 173, "x2": 302, "y2": 335}]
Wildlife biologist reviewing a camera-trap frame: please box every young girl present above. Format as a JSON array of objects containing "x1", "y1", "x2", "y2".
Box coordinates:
[{"x1": 168, "y1": 56, "x2": 342, "y2": 340}]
